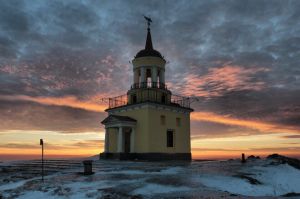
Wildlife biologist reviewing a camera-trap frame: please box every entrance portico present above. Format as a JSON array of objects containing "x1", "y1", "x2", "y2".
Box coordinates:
[{"x1": 100, "y1": 115, "x2": 136, "y2": 159}]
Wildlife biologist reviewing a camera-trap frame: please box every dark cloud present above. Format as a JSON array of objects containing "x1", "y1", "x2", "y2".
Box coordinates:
[
  {"x1": 0, "y1": 100, "x2": 105, "y2": 132},
  {"x1": 193, "y1": 89, "x2": 300, "y2": 115},
  {"x1": 0, "y1": 0, "x2": 299, "y2": 137},
  {"x1": 191, "y1": 120, "x2": 260, "y2": 139},
  {"x1": 249, "y1": 147, "x2": 300, "y2": 152},
  {"x1": 282, "y1": 135, "x2": 300, "y2": 139}
]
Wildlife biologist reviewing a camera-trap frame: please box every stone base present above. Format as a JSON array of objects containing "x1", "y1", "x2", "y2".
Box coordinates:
[{"x1": 99, "y1": 152, "x2": 191, "y2": 161}]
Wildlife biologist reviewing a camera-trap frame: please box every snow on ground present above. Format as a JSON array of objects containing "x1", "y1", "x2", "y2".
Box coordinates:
[
  {"x1": 0, "y1": 158, "x2": 300, "y2": 198},
  {"x1": 0, "y1": 180, "x2": 29, "y2": 192},
  {"x1": 197, "y1": 174, "x2": 275, "y2": 196},
  {"x1": 195, "y1": 160, "x2": 300, "y2": 197},
  {"x1": 132, "y1": 183, "x2": 191, "y2": 195},
  {"x1": 246, "y1": 164, "x2": 300, "y2": 196},
  {"x1": 16, "y1": 191, "x2": 58, "y2": 199}
]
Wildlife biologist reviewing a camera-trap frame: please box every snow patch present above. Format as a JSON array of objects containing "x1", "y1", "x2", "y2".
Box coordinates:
[
  {"x1": 160, "y1": 166, "x2": 183, "y2": 174},
  {"x1": 248, "y1": 164, "x2": 300, "y2": 196},
  {"x1": 0, "y1": 180, "x2": 28, "y2": 191},
  {"x1": 16, "y1": 191, "x2": 57, "y2": 199},
  {"x1": 198, "y1": 163, "x2": 300, "y2": 196},
  {"x1": 2, "y1": 159, "x2": 300, "y2": 198},
  {"x1": 132, "y1": 183, "x2": 191, "y2": 195},
  {"x1": 198, "y1": 175, "x2": 273, "y2": 196}
]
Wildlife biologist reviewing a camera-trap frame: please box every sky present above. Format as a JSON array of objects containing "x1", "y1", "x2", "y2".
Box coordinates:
[{"x1": 0, "y1": 0, "x2": 300, "y2": 160}]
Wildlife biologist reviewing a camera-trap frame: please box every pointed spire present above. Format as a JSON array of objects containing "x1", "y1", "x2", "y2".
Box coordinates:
[
  {"x1": 135, "y1": 16, "x2": 164, "y2": 59},
  {"x1": 145, "y1": 27, "x2": 153, "y2": 50}
]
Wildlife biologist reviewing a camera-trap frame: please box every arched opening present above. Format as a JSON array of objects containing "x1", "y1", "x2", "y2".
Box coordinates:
[
  {"x1": 146, "y1": 68, "x2": 152, "y2": 87},
  {"x1": 138, "y1": 69, "x2": 141, "y2": 87},
  {"x1": 158, "y1": 70, "x2": 160, "y2": 84}
]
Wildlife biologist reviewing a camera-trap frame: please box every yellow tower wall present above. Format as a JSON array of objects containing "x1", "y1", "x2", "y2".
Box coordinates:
[
  {"x1": 109, "y1": 104, "x2": 191, "y2": 154},
  {"x1": 148, "y1": 108, "x2": 191, "y2": 153}
]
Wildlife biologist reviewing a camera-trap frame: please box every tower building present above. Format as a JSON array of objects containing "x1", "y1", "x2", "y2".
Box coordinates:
[{"x1": 100, "y1": 18, "x2": 193, "y2": 161}]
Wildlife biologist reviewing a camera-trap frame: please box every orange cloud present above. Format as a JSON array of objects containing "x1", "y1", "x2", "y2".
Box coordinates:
[
  {"x1": 0, "y1": 95, "x2": 107, "y2": 112},
  {"x1": 174, "y1": 65, "x2": 269, "y2": 97},
  {"x1": 191, "y1": 111, "x2": 300, "y2": 134},
  {"x1": 1, "y1": 94, "x2": 299, "y2": 136}
]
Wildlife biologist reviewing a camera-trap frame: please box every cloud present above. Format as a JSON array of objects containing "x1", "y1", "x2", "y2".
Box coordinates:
[
  {"x1": 192, "y1": 147, "x2": 241, "y2": 152},
  {"x1": 192, "y1": 146, "x2": 300, "y2": 153},
  {"x1": 0, "y1": 140, "x2": 104, "y2": 157},
  {"x1": 0, "y1": 94, "x2": 106, "y2": 112},
  {"x1": 191, "y1": 111, "x2": 300, "y2": 135},
  {"x1": 171, "y1": 65, "x2": 269, "y2": 97},
  {"x1": 281, "y1": 135, "x2": 300, "y2": 139},
  {"x1": 249, "y1": 147, "x2": 300, "y2": 152},
  {"x1": 71, "y1": 140, "x2": 104, "y2": 148},
  {"x1": 0, "y1": 0, "x2": 299, "y2": 157},
  {"x1": 0, "y1": 99, "x2": 106, "y2": 132}
]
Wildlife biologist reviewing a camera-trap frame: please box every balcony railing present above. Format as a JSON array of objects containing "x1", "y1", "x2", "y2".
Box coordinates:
[
  {"x1": 171, "y1": 94, "x2": 191, "y2": 108},
  {"x1": 131, "y1": 82, "x2": 167, "y2": 90},
  {"x1": 107, "y1": 92, "x2": 191, "y2": 109},
  {"x1": 108, "y1": 94, "x2": 128, "y2": 109}
]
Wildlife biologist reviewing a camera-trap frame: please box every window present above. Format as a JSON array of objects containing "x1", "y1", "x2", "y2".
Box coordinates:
[
  {"x1": 160, "y1": 115, "x2": 166, "y2": 125},
  {"x1": 176, "y1": 117, "x2": 181, "y2": 127},
  {"x1": 167, "y1": 130, "x2": 174, "y2": 147}
]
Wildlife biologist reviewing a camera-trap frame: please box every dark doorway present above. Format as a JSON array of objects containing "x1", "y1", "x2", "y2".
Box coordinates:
[
  {"x1": 161, "y1": 94, "x2": 166, "y2": 103},
  {"x1": 124, "y1": 132, "x2": 131, "y2": 153},
  {"x1": 132, "y1": 95, "x2": 137, "y2": 103}
]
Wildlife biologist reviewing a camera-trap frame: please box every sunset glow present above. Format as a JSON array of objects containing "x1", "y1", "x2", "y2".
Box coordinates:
[{"x1": 1, "y1": 0, "x2": 299, "y2": 161}]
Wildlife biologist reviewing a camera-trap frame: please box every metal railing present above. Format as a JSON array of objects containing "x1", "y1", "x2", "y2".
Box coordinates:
[
  {"x1": 107, "y1": 92, "x2": 191, "y2": 109},
  {"x1": 171, "y1": 94, "x2": 191, "y2": 108},
  {"x1": 131, "y1": 82, "x2": 167, "y2": 90},
  {"x1": 108, "y1": 94, "x2": 128, "y2": 109}
]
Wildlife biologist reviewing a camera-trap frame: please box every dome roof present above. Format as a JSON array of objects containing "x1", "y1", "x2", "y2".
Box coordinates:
[
  {"x1": 135, "y1": 27, "x2": 164, "y2": 60},
  {"x1": 135, "y1": 48, "x2": 163, "y2": 59}
]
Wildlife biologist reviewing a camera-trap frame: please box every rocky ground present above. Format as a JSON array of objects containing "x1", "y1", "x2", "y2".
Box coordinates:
[{"x1": 0, "y1": 156, "x2": 300, "y2": 199}]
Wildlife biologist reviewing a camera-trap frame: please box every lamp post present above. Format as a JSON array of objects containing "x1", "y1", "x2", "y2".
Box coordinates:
[{"x1": 40, "y1": 139, "x2": 44, "y2": 182}]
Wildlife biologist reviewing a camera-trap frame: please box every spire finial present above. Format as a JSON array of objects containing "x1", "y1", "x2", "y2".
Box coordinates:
[
  {"x1": 143, "y1": 15, "x2": 152, "y2": 30},
  {"x1": 143, "y1": 16, "x2": 153, "y2": 50}
]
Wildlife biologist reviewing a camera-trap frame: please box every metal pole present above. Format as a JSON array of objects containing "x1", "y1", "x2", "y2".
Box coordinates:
[
  {"x1": 40, "y1": 139, "x2": 44, "y2": 182},
  {"x1": 42, "y1": 143, "x2": 44, "y2": 182}
]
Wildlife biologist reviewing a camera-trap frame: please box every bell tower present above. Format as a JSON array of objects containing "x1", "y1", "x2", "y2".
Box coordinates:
[
  {"x1": 128, "y1": 18, "x2": 171, "y2": 106},
  {"x1": 132, "y1": 19, "x2": 165, "y2": 86},
  {"x1": 100, "y1": 17, "x2": 193, "y2": 161}
]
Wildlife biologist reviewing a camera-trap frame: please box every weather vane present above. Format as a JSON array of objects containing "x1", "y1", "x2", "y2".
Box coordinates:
[{"x1": 143, "y1": 15, "x2": 152, "y2": 29}]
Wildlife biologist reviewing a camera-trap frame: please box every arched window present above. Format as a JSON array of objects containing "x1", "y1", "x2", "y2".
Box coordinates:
[{"x1": 146, "y1": 69, "x2": 152, "y2": 87}]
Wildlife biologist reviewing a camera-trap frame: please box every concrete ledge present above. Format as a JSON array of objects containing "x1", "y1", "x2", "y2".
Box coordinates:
[{"x1": 99, "y1": 152, "x2": 191, "y2": 161}]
